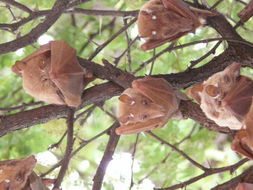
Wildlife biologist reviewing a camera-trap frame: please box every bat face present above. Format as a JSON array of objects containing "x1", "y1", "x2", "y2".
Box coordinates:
[
  {"x1": 0, "y1": 156, "x2": 36, "y2": 190},
  {"x1": 188, "y1": 63, "x2": 243, "y2": 130},
  {"x1": 116, "y1": 76, "x2": 183, "y2": 135},
  {"x1": 12, "y1": 40, "x2": 87, "y2": 107},
  {"x1": 137, "y1": 0, "x2": 217, "y2": 50}
]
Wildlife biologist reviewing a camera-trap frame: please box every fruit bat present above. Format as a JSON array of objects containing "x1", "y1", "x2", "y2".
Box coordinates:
[
  {"x1": 137, "y1": 0, "x2": 217, "y2": 50},
  {"x1": 234, "y1": 183, "x2": 253, "y2": 190},
  {"x1": 12, "y1": 40, "x2": 90, "y2": 107},
  {"x1": 0, "y1": 156, "x2": 36, "y2": 190},
  {"x1": 231, "y1": 96, "x2": 253, "y2": 160},
  {"x1": 116, "y1": 76, "x2": 187, "y2": 135},
  {"x1": 188, "y1": 63, "x2": 243, "y2": 130},
  {"x1": 238, "y1": 0, "x2": 253, "y2": 22}
]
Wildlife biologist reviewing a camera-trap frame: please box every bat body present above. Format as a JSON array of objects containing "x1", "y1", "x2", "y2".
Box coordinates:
[
  {"x1": 12, "y1": 40, "x2": 88, "y2": 107},
  {"x1": 137, "y1": 0, "x2": 217, "y2": 50},
  {"x1": 116, "y1": 76, "x2": 186, "y2": 135},
  {"x1": 0, "y1": 156, "x2": 36, "y2": 190},
  {"x1": 188, "y1": 63, "x2": 243, "y2": 130}
]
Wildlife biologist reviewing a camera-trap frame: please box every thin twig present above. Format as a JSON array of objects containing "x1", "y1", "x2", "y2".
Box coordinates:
[
  {"x1": 129, "y1": 134, "x2": 139, "y2": 190},
  {"x1": 54, "y1": 108, "x2": 75, "y2": 189},
  {"x1": 0, "y1": 0, "x2": 33, "y2": 13},
  {"x1": 155, "y1": 158, "x2": 248, "y2": 190},
  {"x1": 88, "y1": 17, "x2": 137, "y2": 60},
  {"x1": 148, "y1": 131, "x2": 207, "y2": 171}
]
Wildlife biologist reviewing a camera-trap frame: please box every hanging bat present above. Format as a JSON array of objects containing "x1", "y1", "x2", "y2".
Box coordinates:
[
  {"x1": 137, "y1": 0, "x2": 217, "y2": 50},
  {"x1": 232, "y1": 96, "x2": 253, "y2": 160},
  {"x1": 222, "y1": 76, "x2": 253, "y2": 121},
  {"x1": 234, "y1": 183, "x2": 253, "y2": 190},
  {"x1": 0, "y1": 156, "x2": 36, "y2": 190},
  {"x1": 116, "y1": 76, "x2": 187, "y2": 135},
  {"x1": 188, "y1": 63, "x2": 243, "y2": 130},
  {"x1": 12, "y1": 40, "x2": 91, "y2": 107},
  {"x1": 238, "y1": 0, "x2": 253, "y2": 22}
]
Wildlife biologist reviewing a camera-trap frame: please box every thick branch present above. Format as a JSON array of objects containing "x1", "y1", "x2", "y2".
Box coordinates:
[{"x1": 0, "y1": 82, "x2": 123, "y2": 137}]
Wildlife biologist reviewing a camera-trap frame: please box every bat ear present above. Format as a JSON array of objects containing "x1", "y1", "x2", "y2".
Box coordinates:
[
  {"x1": 119, "y1": 94, "x2": 135, "y2": 104},
  {"x1": 189, "y1": 6, "x2": 218, "y2": 19},
  {"x1": 12, "y1": 61, "x2": 27, "y2": 75},
  {"x1": 187, "y1": 83, "x2": 203, "y2": 103},
  {"x1": 205, "y1": 85, "x2": 219, "y2": 97},
  {"x1": 231, "y1": 129, "x2": 253, "y2": 160}
]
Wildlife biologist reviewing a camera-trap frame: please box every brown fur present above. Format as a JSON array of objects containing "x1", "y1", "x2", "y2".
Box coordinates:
[
  {"x1": 137, "y1": 0, "x2": 217, "y2": 50},
  {"x1": 12, "y1": 40, "x2": 88, "y2": 107},
  {"x1": 0, "y1": 156, "x2": 36, "y2": 190},
  {"x1": 116, "y1": 76, "x2": 184, "y2": 135}
]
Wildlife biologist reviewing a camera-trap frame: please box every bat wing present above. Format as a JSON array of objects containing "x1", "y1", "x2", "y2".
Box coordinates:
[
  {"x1": 231, "y1": 130, "x2": 253, "y2": 160},
  {"x1": 187, "y1": 83, "x2": 204, "y2": 103},
  {"x1": 22, "y1": 43, "x2": 50, "y2": 63},
  {"x1": 162, "y1": 0, "x2": 196, "y2": 18},
  {"x1": 141, "y1": 31, "x2": 187, "y2": 51},
  {"x1": 49, "y1": 40, "x2": 85, "y2": 107},
  {"x1": 132, "y1": 77, "x2": 179, "y2": 112},
  {"x1": 116, "y1": 116, "x2": 168, "y2": 135},
  {"x1": 222, "y1": 76, "x2": 253, "y2": 120}
]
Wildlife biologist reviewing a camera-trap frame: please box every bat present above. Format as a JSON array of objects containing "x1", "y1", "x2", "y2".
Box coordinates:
[
  {"x1": 234, "y1": 183, "x2": 253, "y2": 190},
  {"x1": 116, "y1": 76, "x2": 186, "y2": 135},
  {"x1": 137, "y1": 0, "x2": 217, "y2": 50},
  {"x1": 232, "y1": 97, "x2": 253, "y2": 160},
  {"x1": 188, "y1": 63, "x2": 243, "y2": 130},
  {"x1": 0, "y1": 156, "x2": 36, "y2": 190},
  {"x1": 238, "y1": 0, "x2": 253, "y2": 22},
  {"x1": 12, "y1": 40, "x2": 89, "y2": 107},
  {"x1": 222, "y1": 76, "x2": 253, "y2": 121}
]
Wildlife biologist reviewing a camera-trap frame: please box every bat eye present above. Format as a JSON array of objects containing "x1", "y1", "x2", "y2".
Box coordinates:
[
  {"x1": 141, "y1": 99, "x2": 149, "y2": 106},
  {"x1": 152, "y1": 31, "x2": 157, "y2": 36}
]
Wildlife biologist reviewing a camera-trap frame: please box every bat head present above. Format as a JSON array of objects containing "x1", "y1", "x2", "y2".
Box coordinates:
[
  {"x1": 188, "y1": 63, "x2": 243, "y2": 129},
  {"x1": 0, "y1": 156, "x2": 37, "y2": 190},
  {"x1": 118, "y1": 88, "x2": 166, "y2": 125},
  {"x1": 13, "y1": 49, "x2": 65, "y2": 105},
  {"x1": 138, "y1": 0, "x2": 191, "y2": 50},
  {"x1": 204, "y1": 63, "x2": 241, "y2": 99},
  {"x1": 116, "y1": 77, "x2": 182, "y2": 135},
  {"x1": 137, "y1": 0, "x2": 218, "y2": 50}
]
